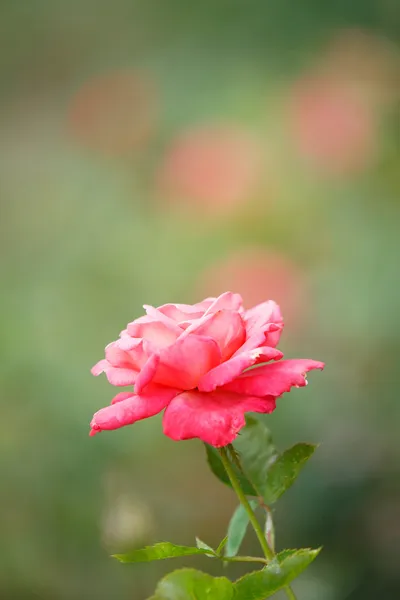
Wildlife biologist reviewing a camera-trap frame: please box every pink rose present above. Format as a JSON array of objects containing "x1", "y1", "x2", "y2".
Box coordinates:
[{"x1": 90, "y1": 292, "x2": 323, "y2": 447}]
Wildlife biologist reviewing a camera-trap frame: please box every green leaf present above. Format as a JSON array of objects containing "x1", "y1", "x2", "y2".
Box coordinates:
[
  {"x1": 233, "y1": 548, "x2": 321, "y2": 599},
  {"x1": 150, "y1": 568, "x2": 234, "y2": 600},
  {"x1": 205, "y1": 444, "x2": 257, "y2": 496},
  {"x1": 225, "y1": 500, "x2": 258, "y2": 558},
  {"x1": 262, "y1": 443, "x2": 317, "y2": 504},
  {"x1": 233, "y1": 416, "x2": 278, "y2": 497},
  {"x1": 113, "y1": 542, "x2": 216, "y2": 563},
  {"x1": 195, "y1": 537, "x2": 215, "y2": 556}
]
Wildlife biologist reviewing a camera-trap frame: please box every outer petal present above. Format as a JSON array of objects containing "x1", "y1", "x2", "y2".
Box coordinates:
[
  {"x1": 203, "y1": 291, "x2": 244, "y2": 315},
  {"x1": 183, "y1": 310, "x2": 246, "y2": 361},
  {"x1": 222, "y1": 359, "x2": 325, "y2": 397},
  {"x1": 111, "y1": 391, "x2": 135, "y2": 405},
  {"x1": 153, "y1": 334, "x2": 221, "y2": 389},
  {"x1": 90, "y1": 384, "x2": 179, "y2": 436},
  {"x1": 91, "y1": 359, "x2": 138, "y2": 386},
  {"x1": 134, "y1": 353, "x2": 160, "y2": 394},
  {"x1": 244, "y1": 300, "x2": 283, "y2": 347},
  {"x1": 233, "y1": 322, "x2": 283, "y2": 356},
  {"x1": 163, "y1": 389, "x2": 276, "y2": 447},
  {"x1": 197, "y1": 346, "x2": 283, "y2": 392}
]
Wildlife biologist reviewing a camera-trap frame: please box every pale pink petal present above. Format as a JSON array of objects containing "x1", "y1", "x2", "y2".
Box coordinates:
[
  {"x1": 127, "y1": 320, "x2": 180, "y2": 349},
  {"x1": 134, "y1": 353, "x2": 160, "y2": 394},
  {"x1": 244, "y1": 300, "x2": 283, "y2": 347},
  {"x1": 197, "y1": 346, "x2": 283, "y2": 392},
  {"x1": 115, "y1": 337, "x2": 149, "y2": 370},
  {"x1": 163, "y1": 389, "x2": 276, "y2": 447},
  {"x1": 116, "y1": 336, "x2": 142, "y2": 351},
  {"x1": 153, "y1": 334, "x2": 221, "y2": 389},
  {"x1": 103, "y1": 366, "x2": 138, "y2": 386},
  {"x1": 111, "y1": 391, "x2": 135, "y2": 405},
  {"x1": 203, "y1": 291, "x2": 244, "y2": 315},
  {"x1": 91, "y1": 358, "x2": 138, "y2": 385},
  {"x1": 91, "y1": 359, "x2": 109, "y2": 376},
  {"x1": 183, "y1": 310, "x2": 246, "y2": 361},
  {"x1": 222, "y1": 359, "x2": 325, "y2": 397},
  {"x1": 105, "y1": 342, "x2": 136, "y2": 368},
  {"x1": 152, "y1": 303, "x2": 206, "y2": 323},
  {"x1": 143, "y1": 304, "x2": 185, "y2": 330},
  {"x1": 90, "y1": 384, "x2": 179, "y2": 436}
]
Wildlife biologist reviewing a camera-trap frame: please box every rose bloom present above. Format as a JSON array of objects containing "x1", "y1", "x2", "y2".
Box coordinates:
[{"x1": 90, "y1": 292, "x2": 323, "y2": 447}]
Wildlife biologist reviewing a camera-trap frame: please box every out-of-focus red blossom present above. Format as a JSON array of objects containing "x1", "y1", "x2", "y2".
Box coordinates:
[
  {"x1": 68, "y1": 70, "x2": 156, "y2": 156},
  {"x1": 197, "y1": 250, "x2": 306, "y2": 330},
  {"x1": 156, "y1": 126, "x2": 263, "y2": 214},
  {"x1": 90, "y1": 292, "x2": 323, "y2": 447},
  {"x1": 288, "y1": 74, "x2": 377, "y2": 174}
]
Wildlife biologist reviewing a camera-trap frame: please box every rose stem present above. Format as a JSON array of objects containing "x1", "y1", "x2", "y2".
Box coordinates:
[{"x1": 218, "y1": 446, "x2": 298, "y2": 600}]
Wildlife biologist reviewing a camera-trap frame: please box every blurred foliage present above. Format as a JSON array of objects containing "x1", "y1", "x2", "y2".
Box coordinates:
[{"x1": 1, "y1": 0, "x2": 399, "y2": 599}]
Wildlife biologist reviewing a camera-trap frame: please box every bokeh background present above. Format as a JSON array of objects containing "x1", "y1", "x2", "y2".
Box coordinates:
[{"x1": 1, "y1": 1, "x2": 399, "y2": 599}]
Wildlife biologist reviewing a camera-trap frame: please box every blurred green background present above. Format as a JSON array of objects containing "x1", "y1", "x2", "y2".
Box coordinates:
[{"x1": 1, "y1": 1, "x2": 399, "y2": 599}]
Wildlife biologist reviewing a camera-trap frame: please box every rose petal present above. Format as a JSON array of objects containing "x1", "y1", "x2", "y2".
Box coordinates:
[
  {"x1": 203, "y1": 291, "x2": 244, "y2": 315},
  {"x1": 244, "y1": 300, "x2": 283, "y2": 347},
  {"x1": 222, "y1": 359, "x2": 325, "y2": 397},
  {"x1": 233, "y1": 322, "x2": 283, "y2": 356},
  {"x1": 183, "y1": 309, "x2": 246, "y2": 361},
  {"x1": 90, "y1": 384, "x2": 179, "y2": 436},
  {"x1": 111, "y1": 391, "x2": 135, "y2": 405},
  {"x1": 153, "y1": 334, "x2": 221, "y2": 389},
  {"x1": 134, "y1": 353, "x2": 160, "y2": 394},
  {"x1": 127, "y1": 319, "x2": 180, "y2": 349},
  {"x1": 197, "y1": 346, "x2": 283, "y2": 392},
  {"x1": 163, "y1": 389, "x2": 276, "y2": 447},
  {"x1": 91, "y1": 359, "x2": 138, "y2": 386},
  {"x1": 91, "y1": 359, "x2": 109, "y2": 376}
]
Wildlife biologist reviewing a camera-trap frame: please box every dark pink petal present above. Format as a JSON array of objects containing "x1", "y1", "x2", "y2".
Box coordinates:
[
  {"x1": 183, "y1": 310, "x2": 246, "y2": 360},
  {"x1": 244, "y1": 300, "x2": 283, "y2": 347},
  {"x1": 134, "y1": 353, "x2": 160, "y2": 394},
  {"x1": 222, "y1": 359, "x2": 325, "y2": 397},
  {"x1": 203, "y1": 291, "x2": 244, "y2": 315},
  {"x1": 197, "y1": 346, "x2": 283, "y2": 392},
  {"x1": 233, "y1": 323, "x2": 283, "y2": 356},
  {"x1": 163, "y1": 389, "x2": 276, "y2": 447},
  {"x1": 153, "y1": 334, "x2": 221, "y2": 389},
  {"x1": 111, "y1": 391, "x2": 135, "y2": 405},
  {"x1": 127, "y1": 319, "x2": 180, "y2": 350},
  {"x1": 90, "y1": 384, "x2": 179, "y2": 436}
]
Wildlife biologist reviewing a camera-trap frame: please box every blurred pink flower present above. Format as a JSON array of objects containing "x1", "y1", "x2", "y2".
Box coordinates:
[
  {"x1": 90, "y1": 292, "x2": 323, "y2": 447},
  {"x1": 68, "y1": 70, "x2": 156, "y2": 156},
  {"x1": 197, "y1": 250, "x2": 306, "y2": 330},
  {"x1": 288, "y1": 74, "x2": 377, "y2": 175},
  {"x1": 157, "y1": 125, "x2": 263, "y2": 214}
]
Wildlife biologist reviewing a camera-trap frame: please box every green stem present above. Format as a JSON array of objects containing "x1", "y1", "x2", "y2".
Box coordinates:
[
  {"x1": 218, "y1": 446, "x2": 274, "y2": 561},
  {"x1": 222, "y1": 555, "x2": 268, "y2": 565},
  {"x1": 218, "y1": 446, "x2": 298, "y2": 600}
]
